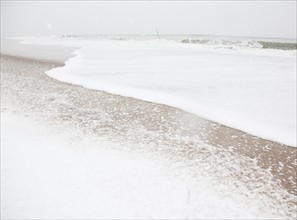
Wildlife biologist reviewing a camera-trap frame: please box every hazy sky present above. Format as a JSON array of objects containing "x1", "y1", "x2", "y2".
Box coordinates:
[{"x1": 1, "y1": 0, "x2": 296, "y2": 39}]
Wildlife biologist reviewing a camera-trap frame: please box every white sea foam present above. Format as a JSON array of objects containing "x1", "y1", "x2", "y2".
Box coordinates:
[{"x1": 10, "y1": 36, "x2": 297, "y2": 146}]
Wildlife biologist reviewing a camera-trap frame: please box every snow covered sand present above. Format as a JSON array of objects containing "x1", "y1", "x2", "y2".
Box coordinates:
[
  {"x1": 16, "y1": 36, "x2": 297, "y2": 147},
  {"x1": 1, "y1": 111, "x2": 294, "y2": 219},
  {"x1": 1, "y1": 55, "x2": 296, "y2": 219}
]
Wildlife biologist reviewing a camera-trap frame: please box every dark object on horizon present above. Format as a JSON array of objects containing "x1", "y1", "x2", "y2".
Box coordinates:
[{"x1": 155, "y1": 28, "x2": 160, "y2": 40}]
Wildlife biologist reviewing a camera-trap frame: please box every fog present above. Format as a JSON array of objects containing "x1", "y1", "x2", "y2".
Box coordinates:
[{"x1": 1, "y1": 1, "x2": 296, "y2": 39}]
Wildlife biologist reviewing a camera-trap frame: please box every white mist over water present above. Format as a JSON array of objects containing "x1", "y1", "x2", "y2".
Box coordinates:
[{"x1": 5, "y1": 36, "x2": 297, "y2": 147}]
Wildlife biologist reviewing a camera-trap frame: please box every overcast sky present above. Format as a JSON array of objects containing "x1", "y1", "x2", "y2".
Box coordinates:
[{"x1": 1, "y1": 0, "x2": 296, "y2": 39}]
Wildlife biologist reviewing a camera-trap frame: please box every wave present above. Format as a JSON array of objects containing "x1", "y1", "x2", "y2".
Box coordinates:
[
  {"x1": 181, "y1": 38, "x2": 262, "y2": 49},
  {"x1": 56, "y1": 34, "x2": 297, "y2": 50},
  {"x1": 181, "y1": 38, "x2": 297, "y2": 50}
]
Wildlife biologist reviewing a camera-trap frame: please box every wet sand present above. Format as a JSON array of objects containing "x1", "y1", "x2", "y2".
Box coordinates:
[{"x1": 1, "y1": 54, "x2": 296, "y2": 200}]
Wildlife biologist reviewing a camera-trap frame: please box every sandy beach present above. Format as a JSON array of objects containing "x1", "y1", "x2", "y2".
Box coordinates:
[
  {"x1": 1, "y1": 54, "x2": 296, "y2": 218},
  {"x1": 1, "y1": 0, "x2": 296, "y2": 218}
]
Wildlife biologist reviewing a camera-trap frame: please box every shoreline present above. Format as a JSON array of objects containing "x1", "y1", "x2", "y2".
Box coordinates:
[
  {"x1": 2, "y1": 38, "x2": 296, "y2": 147},
  {"x1": 1, "y1": 54, "x2": 296, "y2": 196}
]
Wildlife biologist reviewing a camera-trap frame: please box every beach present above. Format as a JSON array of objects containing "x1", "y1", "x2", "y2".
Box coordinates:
[
  {"x1": 1, "y1": 54, "x2": 296, "y2": 218},
  {"x1": 2, "y1": 0, "x2": 296, "y2": 218}
]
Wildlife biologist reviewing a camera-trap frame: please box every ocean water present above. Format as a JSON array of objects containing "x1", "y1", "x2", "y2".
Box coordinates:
[
  {"x1": 62, "y1": 34, "x2": 297, "y2": 50},
  {"x1": 2, "y1": 35, "x2": 297, "y2": 147}
]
